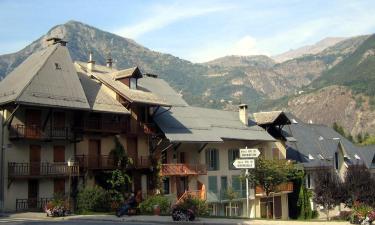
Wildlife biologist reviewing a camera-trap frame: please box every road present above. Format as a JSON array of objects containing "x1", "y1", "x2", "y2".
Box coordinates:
[{"x1": 0, "y1": 219, "x2": 156, "y2": 225}]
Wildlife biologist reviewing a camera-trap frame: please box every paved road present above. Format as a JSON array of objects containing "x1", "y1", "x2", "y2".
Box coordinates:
[{"x1": 0, "y1": 219, "x2": 156, "y2": 225}]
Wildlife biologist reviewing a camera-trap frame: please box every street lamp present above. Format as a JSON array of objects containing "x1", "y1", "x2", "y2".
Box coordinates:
[{"x1": 67, "y1": 159, "x2": 73, "y2": 211}]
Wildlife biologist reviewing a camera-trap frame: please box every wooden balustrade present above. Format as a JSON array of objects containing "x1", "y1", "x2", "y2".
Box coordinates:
[
  {"x1": 8, "y1": 162, "x2": 79, "y2": 178},
  {"x1": 74, "y1": 155, "x2": 151, "y2": 170},
  {"x1": 160, "y1": 164, "x2": 207, "y2": 176},
  {"x1": 255, "y1": 182, "x2": 294, "y2": 195},
  {"x1": 9, "y1": 124, "x2": 73, "y2": 140}
]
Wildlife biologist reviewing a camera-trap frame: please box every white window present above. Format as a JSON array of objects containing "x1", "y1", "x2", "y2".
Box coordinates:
[
  {"x1": 130, "y1": 78, "x2": 137, "y2": 89},
  {"x1": 354, "y1": 154, "x2": 361, "y2": 160},
  {"x1": 308, "y1": 154, "x2": 314, "y2": 160}
]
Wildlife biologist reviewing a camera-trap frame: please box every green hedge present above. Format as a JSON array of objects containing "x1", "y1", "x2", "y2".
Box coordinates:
[
  {"x1": 139, "y1": 195, "x2": 170, "y2": 214},
  {"x1": 76, "y1": 186, "x2": 111, "y2": 213}
]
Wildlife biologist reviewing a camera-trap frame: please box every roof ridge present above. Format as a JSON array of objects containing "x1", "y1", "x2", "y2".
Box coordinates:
[{"x1": 15, "y1": 45, "x2": 58, "y2": 103}]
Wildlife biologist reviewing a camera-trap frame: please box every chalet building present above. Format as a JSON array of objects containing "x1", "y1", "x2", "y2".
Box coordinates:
[
  {"x1": 0, "y1": 38, "x2": 294, "y2": 219},
  {"x1": 73, "y1": 57, "x2": 171, "y2": 198},
  {"x1": 0, "y1": 38, "x2": 130, "y2": 211},
  {"x1": 254, "y1": 111, "x2": 375, "y2": 218},
  {"x1": 138, "y1": 77, "x2": 293, "y2": 219}
]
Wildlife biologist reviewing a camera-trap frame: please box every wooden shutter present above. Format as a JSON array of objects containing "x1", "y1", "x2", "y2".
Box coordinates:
[
  {"x1": 53, "y1": 145, "x2": 65, "y2": 162},
  {"x1": 54, "y1": 179, "x2": 65, "y2": 194}
]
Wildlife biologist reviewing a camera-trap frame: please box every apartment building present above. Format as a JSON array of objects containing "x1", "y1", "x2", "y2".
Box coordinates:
[
  {"x1": 254, "y1": 111, "x2": 375, "y2": 218},
  {"x1": 0, "y1": 38, "x2": 130, "y2": 211},
  {"x1": 138, "y1": 76, "x2": 293, "y2": 219}
]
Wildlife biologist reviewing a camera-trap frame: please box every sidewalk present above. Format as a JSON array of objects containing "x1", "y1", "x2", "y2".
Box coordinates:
[{"x1": 1, "y1": 212, "x2": 351, "y2": 225}]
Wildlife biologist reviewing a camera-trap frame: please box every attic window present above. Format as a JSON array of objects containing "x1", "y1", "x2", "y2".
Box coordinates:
[
  {"x1": 55, "y1": 63, "x2": 62, "y2": 70},
  {"x1": 291, "y1": 119, "x2": 298, "y2": 124},
  {"x1": 318, "y1": 154, "x2": 324, "y2": 160},
  {"x1": 354, "y1": 154, "x2": 361, "y2": 160},
  {"x1": 308, "y1": 154, "x2": 314, "y2": 160}
]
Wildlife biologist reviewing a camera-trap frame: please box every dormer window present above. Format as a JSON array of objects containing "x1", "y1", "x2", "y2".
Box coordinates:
[
  {"x1": 318, "y1": 154, "x2": 324, "y2": 160},
  {"x1": 354, "y1": 154, "x2": 361, "y2": 160},
  {"x1": 291, "y1": 119, "x2": 298, "y2": 124},
  {"x1": 308, "y1": 154, "x2": 314, "y2": 160},
  {"x1": 130, "y1": 78, "x2": 137, "y2": 89},
  {"x1": 55, "y1": 63, "x2": 61, "y2": 70},
  {"x1": 334, "y1": 152, "x2": 339, "y2": 170}
]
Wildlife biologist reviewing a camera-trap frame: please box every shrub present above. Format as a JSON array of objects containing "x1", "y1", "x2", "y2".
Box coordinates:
[
  {"x1": 175, "y1": 195, "x2": 209, "y2": 217},
  {"x1": 76, "y1": 186, "x2": 110, "y2": 213},
  {"x1": 311, "y1": 210, "x2": 319, "y2": 219},
  {"x1": 139, "y1": 195, "x2": 170, "y2": 214},
  {"x1": 331, "y1": 211, "x2": 351, "y2": 221}
]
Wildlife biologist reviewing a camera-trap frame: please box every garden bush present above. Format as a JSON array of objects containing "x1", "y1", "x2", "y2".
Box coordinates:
[
  {"x1": 139, "y1": 195, "x2": 170, "y2": 214},
  {"x1": 177, "y1": 195, "x2": 209, "y2": 217},
  {"x1": 76, "y1": 186, "x2": 110, "y2": 213},
  {"x1": 311, "y1": 210, "x2": 319, "y2": 219}
]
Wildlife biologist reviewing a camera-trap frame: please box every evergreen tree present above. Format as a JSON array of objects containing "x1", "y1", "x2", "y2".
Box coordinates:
[{"x1": 297, "y1": 182, "x2": 312, "y2": 219}]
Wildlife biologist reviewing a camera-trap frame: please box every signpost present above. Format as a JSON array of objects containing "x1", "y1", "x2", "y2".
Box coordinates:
[
  {"x1": 232, "y1": 159, "x2": 255, "y2": 169},
  {"x1": 233, "y1": 147, "x2": 260, "y2": 218},
  {"x1": 240, "y1": 148, "x2": 260, "y2": 158}
]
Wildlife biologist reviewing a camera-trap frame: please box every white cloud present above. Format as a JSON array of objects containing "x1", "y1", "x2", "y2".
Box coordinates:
[
  {"x1": 114, "y1": 3, "x2": 233, "y2": 39},
  {"x1": 186, "y1": 35, "x2": 269, "y2": 63}
]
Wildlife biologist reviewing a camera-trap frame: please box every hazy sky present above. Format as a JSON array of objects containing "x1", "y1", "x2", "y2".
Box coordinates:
[{"x1": 0, "y1": 0, "x2": 375, "y2": 62}]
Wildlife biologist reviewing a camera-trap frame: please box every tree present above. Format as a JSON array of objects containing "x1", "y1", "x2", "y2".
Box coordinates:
[
  {"x1": 247, "y1": 158, "x2": 301, "y2": 219},
  {"x1": 313, "y1": 167, "x2": 341, "y2": 220},
  {"x1": 110, "y1": 136, "x2": 132, "y2": 168},
  {"x1": 297, "y1": 181, "x2": 312, "y2": 219},
  {"x1": 343, "y1": 164, "x2": 375, "y2": 208},
  {"x1": 106, "y1": 169, "x2": 131, "y2": 206},
  {"x1": 225, "y1": 187, "x2": 238, "y2": 217}
]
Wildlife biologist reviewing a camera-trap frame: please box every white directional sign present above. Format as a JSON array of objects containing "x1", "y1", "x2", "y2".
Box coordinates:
[
  {"x1": 240, "y1": 148, "x2": 260, "y2": 158},
  {"x1": 233, "y1": 159, "x2": 255, "y2": 169}
]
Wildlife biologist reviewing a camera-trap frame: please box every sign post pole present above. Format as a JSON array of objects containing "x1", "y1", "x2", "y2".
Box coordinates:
[{"x1": 246, "y1": 169, "x2": 249, "y2": 218}]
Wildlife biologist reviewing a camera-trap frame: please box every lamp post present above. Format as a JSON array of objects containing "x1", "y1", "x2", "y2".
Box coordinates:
[{"x1": 67, "y1": 159, "x2": 73, "y2": 210}]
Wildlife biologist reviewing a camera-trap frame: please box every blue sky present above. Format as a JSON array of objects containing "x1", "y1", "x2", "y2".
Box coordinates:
[{"x1": 0, "y1": 0, "x2": 375, "y2": 62}]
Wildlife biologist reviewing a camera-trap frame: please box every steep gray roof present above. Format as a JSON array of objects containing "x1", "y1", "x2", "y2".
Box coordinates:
[
  {"x1": 283, "y1": 113, "x2": 374, "y2": 168},
  {"x1": 75, "y1": 62, "x2": 170, "y2": 106},
  {"x1": 76, "y1": 67, "x2": 130, "y2": 115},
  {"x1": 146, "y1": 75, "x2": 274, "y2": 143},
  {"x1": 138, "y1": 76, "x2": 188, "y2": 107},
  {"x1": 0, "y1": 44, "x2": 90, "y2": 110}
]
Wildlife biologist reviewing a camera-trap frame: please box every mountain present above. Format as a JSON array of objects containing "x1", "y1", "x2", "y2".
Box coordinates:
[
  {"x1": 0, "y1": 21, "x2": 373, "y2": 134},
  {"x1": 272, "y1": 37, "x2": 347, "y2": 63}
]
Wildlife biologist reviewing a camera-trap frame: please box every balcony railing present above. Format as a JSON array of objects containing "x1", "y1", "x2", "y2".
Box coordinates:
[
  {"x1": 176, "y1": 190, "x2": 206, "y2": 205},
  {"x1": 8, "y1": 162, "x2": 79, "y2": 178},
  {"x1": 9, "y1": 124, "x2": 73, "y2": 141},
  {"x1": 75, "y1": 119, "x2": 127, "y2": 133},
  {"x1": 160, "y1": 164, "x2": 207, "y2": 176},
  {"x1": 255, "y1": 182, "x2": 294, "y2": 195},
  {"x1": 75, "y1": 155, "x2": 151, "y2": 170},
  {"x1": 16, "y1": 197, "x2": 53, "y2": 212}
]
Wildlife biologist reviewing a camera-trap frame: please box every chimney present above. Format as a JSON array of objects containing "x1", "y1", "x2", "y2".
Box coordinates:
[
  {"x1": 46, "y1": 37, "x2": 67, "y2": 46},
  {"x1": 238, "y1": 104, "x2": 248, "y2": 125},
  {"x1": 87, "y1": 51, "x2": 95, "y2": 72},
  {"x1": 106, "y1": 53, "x2": 113, "y2": 69}
]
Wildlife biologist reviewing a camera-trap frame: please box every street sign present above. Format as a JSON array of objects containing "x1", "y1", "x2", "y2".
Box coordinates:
[
  {"x1": 233, "y1": 159, "x2": 255, "y2": 169},
  {"x1": 240, "y1": 148, "x2": 260, "y2": 158}
]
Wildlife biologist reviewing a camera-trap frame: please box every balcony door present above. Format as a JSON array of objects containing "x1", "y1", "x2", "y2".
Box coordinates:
[
  {"x1": 29, "y1": 145, "x2": 41, "y2": 176},
  {"x1": 53, "y1": 112, "x2": 66, "y2": 137},
  {"x1": 28, "y1": 179, "x2": 38, "y2": 209},
  {"x1": 89, "y1": 140, "x2": 101, "y2": 169},
  {"x1": 25, "y1": 109, "x2": 41, "y2": 138}
]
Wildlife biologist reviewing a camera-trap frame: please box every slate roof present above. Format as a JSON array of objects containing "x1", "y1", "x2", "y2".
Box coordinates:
[
  {"x1": 253, "y1": 111, "x2": 291, "y2": 126},
  {"x1": 76, "y1": 67, "x2": 129, "y2": 115},
  {"x1": 138, "y1": 76, "x2": 188, "y2": 107},
  {"x1": 142, "y1": 75, "x2": 274, "y2": 143},
  {"x1": 0, "y1": 44, "x2": 90, "y2": 110},
  {"x1": 283, "y1": 113, "x2": 375, "y2": 169},
  {"x1": 112, "y1": 67, "x2": 142, "y2": 80},
  {"x1": 75, "y1": 61, "x2": 170, "y2": 106}
]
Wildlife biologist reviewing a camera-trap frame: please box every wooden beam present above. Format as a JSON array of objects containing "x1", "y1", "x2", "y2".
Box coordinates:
[{"x1": 198, "y1": 143, "x2": 208, "y2": 153}]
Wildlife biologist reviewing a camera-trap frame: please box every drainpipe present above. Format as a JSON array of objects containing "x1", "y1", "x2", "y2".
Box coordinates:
[{"x1": 0, "y1": 109, "x2": 4, "y2": 213}]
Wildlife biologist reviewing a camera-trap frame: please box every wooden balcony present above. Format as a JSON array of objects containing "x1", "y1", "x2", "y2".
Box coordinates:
[
  {"x1": 160, "y1": 164, "x2": 207, "y2": 176},
  {"x1": 9, "y1": 124, "x2": 73, "y2": 141},
  {"x1": 8, "y1": 162, "x2": 79, "y2": 179},
  {"x1": 75, "y1": 119, "x2": 127, "y2": 133},
  {"x1": 75, "y1": 155, "x2": 150, "y2": 170},
  {"x1": 255, "y1": 182, "x2": 293, "y2": 196}
]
